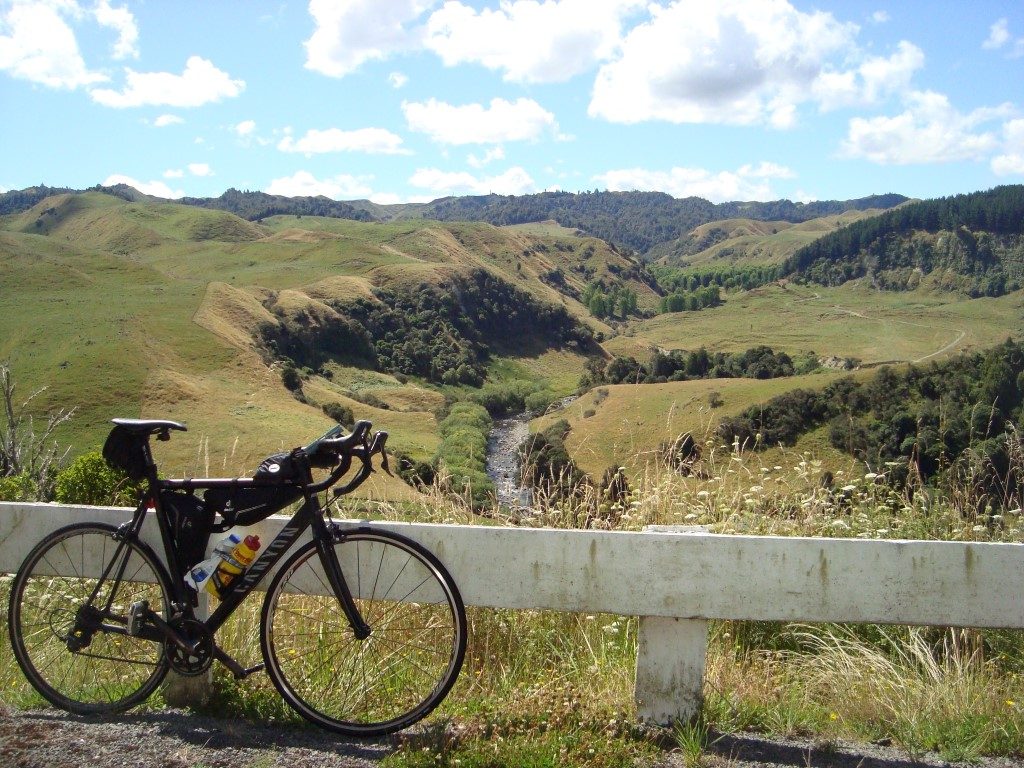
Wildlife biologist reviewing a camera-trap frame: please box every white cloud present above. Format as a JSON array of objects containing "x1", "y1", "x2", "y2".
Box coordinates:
[
  {"x1": 983, "y1": 18, "x2": 1010, "y2": 50},
  {"x1": 841, "y1": 90, "x2": 1011, "y2": 165},
  {"x1": 0, "y1": 1, "x2": 106, "y2": 88},
  {"x1": 188, "y1": 163, "x2": 212, "y2": 177},
  {"x1": 235, "y1": 120, "x2": 256, "y2": 136},
  {"x1": 594, "y1": 162, "x2": 796, "y2": 203},
  {"x1": 153, "y1": 113, "x2": 183, "y2": 127},
  {"x1": 265, "y1": 171, "x2": 375, "y2": 199},
  {"x1": 103, "y1": 173, "x2": 183, "y2": 199},
  {"x1": 304, "y1": 0, "x2": 433, "y2": 77},
  {"x1": 467, "y1": 146, "x2": 505, "y2": 168},
  {"x1": 163, "y1": 168, "x2": 184, "y2": 179},
  {"x1": 813, "y1": 41, "x2": 924, "y2": 111},
  {"x1": 388, "y1": 71, "x2": 408, "y2": 88},
  {"x1": 423, "y1": 0, "x2": 643, "y2": 84},
  {"x1": 93, "y1": 0, "x2": 138, "y2": 60},
  {"x1": 982, "y1": 18, "x2": 1024, "y2": 57},
  {"x1": 90, "y1": 55, "x2": 244, "y2": 107},
  {"x1": 871, "y1": 10, "x2": 889, "y2": 24},
  {"x1": 277, "y1": 127, "x2": 410, "y2": 155},
  {"x1": 589, "y1": 0, "x2": 860, "y2": 127},
  {"x1": 404, "y1": 97, "x2": 557, "y2": 144},
  {"x1": 992, "y1": 119, "x2": 1024, "y2": 176},
  {"x1": 409, "y1": 166, "x2": 537, "y2": 196}
]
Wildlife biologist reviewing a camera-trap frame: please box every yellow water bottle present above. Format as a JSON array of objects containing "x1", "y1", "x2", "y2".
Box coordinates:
[{"x1": 206, "y1": 534, "x2": 261, "y2": 596}]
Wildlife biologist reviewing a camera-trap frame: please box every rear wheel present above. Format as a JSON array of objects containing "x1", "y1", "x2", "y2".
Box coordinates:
[
  {"x1": 261, "y1": 528, "x2": 466, "y2": 736},
  {"x1": 7, "y1": 523, "x2": 172, "y2": 714}
]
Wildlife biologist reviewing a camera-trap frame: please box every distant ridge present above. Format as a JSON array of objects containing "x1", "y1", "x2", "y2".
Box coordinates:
[
  {"x1": 417, "y1": 190, "x2": 909, "y2": 254},
  {"x1": 0, "y1": 184, "x2": 907, "y2": 257},
  {"x1": 178, "y1": 188, "x2": 374, "y2": 223}
]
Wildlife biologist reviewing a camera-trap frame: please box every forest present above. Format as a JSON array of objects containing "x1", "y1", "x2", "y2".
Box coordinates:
[
  {"x1": 262, "y1": 269, "x2": 596, "y2": 388},
  {"x1": 783, "y1": 185, "x2": 1024, "y2": 296},
  {"x1": 423, "y1": 190, "x2": 908, "y2": 254},
  {"x1": 717, "y1": 339, "x2": 1024, "y2": 503}
]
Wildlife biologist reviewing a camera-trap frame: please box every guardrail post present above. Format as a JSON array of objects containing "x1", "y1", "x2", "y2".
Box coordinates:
[
  {"x1": 161, "y1": 586, "x2": 214, "y2": 707},
  {"x1": 634, "y1": 616, "x2": 708, "y2": 724},
  {"x1": 634, "y1": 525, "x2": 709, "y2": 724}
]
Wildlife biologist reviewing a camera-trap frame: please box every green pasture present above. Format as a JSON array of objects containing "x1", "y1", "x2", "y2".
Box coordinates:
[
  {"x1": 632, "y1": 281, "x2": 1024, "y2": 364},
  {"x1": 533, "y1": 371, "x2": 855, "y2": 479},
  {"x1": 657, "y1": 209, "x2": 883, "y2": 267}
]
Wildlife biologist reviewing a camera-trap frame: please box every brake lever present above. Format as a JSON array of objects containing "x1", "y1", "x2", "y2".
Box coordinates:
[{"x1": 368, "y1": 431, "x2": 392, "y2": 476}]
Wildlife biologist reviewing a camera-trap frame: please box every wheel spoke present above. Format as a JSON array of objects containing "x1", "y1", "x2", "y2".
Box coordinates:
[
  {"x1": 10, "y1": 525, "x2": 169, "y2": 714},
  {"x1": 264, "y1": 532, "x2": 465, "y2": 736}
]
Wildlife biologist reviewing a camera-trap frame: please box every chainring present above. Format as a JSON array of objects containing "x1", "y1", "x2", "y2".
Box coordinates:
[{"x1": 166, "y1": 618, "x2": 214, "y2": 676}]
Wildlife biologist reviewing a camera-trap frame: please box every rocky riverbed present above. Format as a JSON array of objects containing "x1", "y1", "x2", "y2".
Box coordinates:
[{"x1": 484, "y1": 414, "x2": 531, "y2": 509}]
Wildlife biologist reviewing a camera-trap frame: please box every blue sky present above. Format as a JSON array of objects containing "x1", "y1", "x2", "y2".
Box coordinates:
[{"x1": 1, "y1": 0, "x2": 1023, "y2": 205}]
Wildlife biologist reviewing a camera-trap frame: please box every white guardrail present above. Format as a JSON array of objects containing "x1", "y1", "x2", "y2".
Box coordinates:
[{"x1": 2, "y1": 502, "x2": 1024, "y2": 724}]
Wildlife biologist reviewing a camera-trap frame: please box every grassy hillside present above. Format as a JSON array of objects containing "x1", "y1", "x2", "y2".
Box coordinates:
[
  {"x1": 649, "y1": 209, "x2": 887, "y2": 268},
  {"x1": 0, "y1": 192, "x2": 651, "y2": 486},
  {"x1": 533, "y1": 371, "x2": 856, "y2": 478},
  {"x1": 630, "y1": 281, "x2": 1024, "y2": 364},
  {"x1": 3, "y1": 188, "x2": 1024, "y2": 505}
]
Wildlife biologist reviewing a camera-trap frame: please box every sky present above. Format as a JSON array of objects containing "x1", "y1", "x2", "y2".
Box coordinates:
[{"x1": 1, "y1": 0, "x2": 1023, "y2": 206}]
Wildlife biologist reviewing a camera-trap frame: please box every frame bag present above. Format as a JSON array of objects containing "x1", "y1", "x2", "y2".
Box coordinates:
[{"x1": 160, "y1": 489, "x2": 214, "y2": 571}]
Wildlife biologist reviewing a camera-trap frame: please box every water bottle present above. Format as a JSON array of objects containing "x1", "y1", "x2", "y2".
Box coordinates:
[
  {"x1": 183, "y1": 534, "x2": 241, "y2": 592},
  {"x1": 205, "y1": 534, "x2": 261, "y2": 596}
]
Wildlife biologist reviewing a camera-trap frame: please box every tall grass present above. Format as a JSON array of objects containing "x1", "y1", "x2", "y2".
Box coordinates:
[{"x1": 360, "y1": 434, "x2": 1024, "y2": 762}]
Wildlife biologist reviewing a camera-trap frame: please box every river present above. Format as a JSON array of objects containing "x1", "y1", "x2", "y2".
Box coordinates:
[
  {"x1": 485, "y1": 414, "x2": 532, "y2": 509},
  {"x1": 485, "y1": 396, "x2": 578, "y2": 510}
]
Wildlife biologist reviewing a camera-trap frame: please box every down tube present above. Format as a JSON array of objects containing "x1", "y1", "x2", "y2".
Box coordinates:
[{"x1": 205, "y1": 501, "x2": 316, "y2": 633}]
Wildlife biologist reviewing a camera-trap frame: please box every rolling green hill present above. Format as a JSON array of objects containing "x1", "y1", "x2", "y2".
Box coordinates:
[
  {"x1": 3, "y1": 185, "x2": 1023, "y2": 505},
  {"x1": 0, "y1": 191, "x2": 654, "y2": 482},
  {"x1": 1, "y1": 185, "x2": 909, "y2": 259},
  {"x1": 782, "y1": 185, "x2": 1024, "y2": 296},
  {"x1": 648, "y1": 209, "x2": 890, "y2": 268}
]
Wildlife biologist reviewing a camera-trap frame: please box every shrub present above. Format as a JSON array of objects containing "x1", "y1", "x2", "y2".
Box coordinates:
[
  {"x1": 280, "y1": 362, "x2": 302, "y2": 393},
  {"x1": 524, "y1": 389, "x2": 557, "y2": 414},
  {"x1": 321, "y1": 402, "x2": 354, "y2": 427},
  {"x1": 54, "y1": 451, "x2": 142, "y2": 506},
  {"x1": 520, "y1": 420, "x2": 589, "y2": 499},
  {"x1": 0, "y1": 473, "x2": 35, "y2": 501},
  {"x1": 436, "y1": 402, "x2": 494, "y2": 510}
]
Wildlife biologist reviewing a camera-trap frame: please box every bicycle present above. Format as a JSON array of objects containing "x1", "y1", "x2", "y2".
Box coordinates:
[{"x1": 7, "y1": 417, "x2": 467, "y2": 737}]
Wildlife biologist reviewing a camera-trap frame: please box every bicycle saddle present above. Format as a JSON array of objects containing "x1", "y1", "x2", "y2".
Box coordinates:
[{"x1": 111, "y1": 418, "x2": 187, "y2": 436}]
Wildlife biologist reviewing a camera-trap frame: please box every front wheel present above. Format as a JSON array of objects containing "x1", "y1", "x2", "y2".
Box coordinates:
[
  {"x1": 261, "y1": 528, "x2": 467, "y2": 737},
  {"x1": 7, "y1": 523, "x2": 172, "y2": 714}
]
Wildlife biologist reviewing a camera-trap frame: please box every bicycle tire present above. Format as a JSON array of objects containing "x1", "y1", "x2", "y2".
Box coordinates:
[
  {"x1": 8, "y1": 522, "x2": 172, "y2": 714},
  {"x1": 260, "y1": 528, "x2": 467, "y2": 736}
]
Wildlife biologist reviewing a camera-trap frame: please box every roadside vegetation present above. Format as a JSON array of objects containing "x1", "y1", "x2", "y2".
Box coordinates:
[{"x1": 3, "y1": 360, "x2": 1024, "y2": 765}]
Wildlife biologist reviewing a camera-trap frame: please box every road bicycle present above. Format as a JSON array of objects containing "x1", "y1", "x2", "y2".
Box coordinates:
[{"x1": 7, "y1": 417, "x2": 467, "y2": 737}]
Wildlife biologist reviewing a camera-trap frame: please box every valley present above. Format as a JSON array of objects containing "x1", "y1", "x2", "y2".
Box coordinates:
[{"x1": 0, "y1": 185, "x2": 1022, "y2": 508}]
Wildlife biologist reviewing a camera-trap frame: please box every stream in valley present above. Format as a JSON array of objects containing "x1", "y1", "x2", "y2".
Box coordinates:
[
  {"x1": 485, "y1": 396, "x2": 578, "y2": 510},
  {"x1": 485, "y1": 414, "x2": 532, "y2": 509}
]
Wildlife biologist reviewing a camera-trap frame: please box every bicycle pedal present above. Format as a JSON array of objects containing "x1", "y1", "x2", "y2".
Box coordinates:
[{"x1": 127, "y1": 600, "x2": 150, "y2": 636}]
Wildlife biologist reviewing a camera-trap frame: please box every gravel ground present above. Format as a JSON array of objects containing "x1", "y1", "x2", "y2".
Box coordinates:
[
  {"x1": 2, "y1": 707, "x2": 1022, "y2": 767},
  {"x1": 0, "y1": 707, "x2": 393, "y2": 768}
]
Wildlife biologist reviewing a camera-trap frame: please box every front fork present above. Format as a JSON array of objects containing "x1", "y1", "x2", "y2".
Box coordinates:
[{"x1": 318, "y1": 525, "x2": 371, "y2": 640}]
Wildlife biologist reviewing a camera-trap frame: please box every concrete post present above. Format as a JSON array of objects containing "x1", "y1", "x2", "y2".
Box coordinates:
[
  {"x1": 634, "y1": 616, "x2": 709, "y2": 725},
  {"x1": 161, "y1": 583, "x2": 214, "y2": 707},
  {"x1": 633, "y1": 525, "x2": 710, "y2": 725}
]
